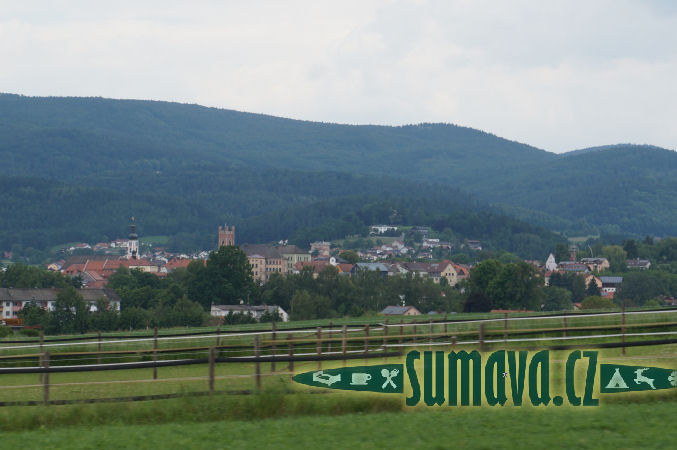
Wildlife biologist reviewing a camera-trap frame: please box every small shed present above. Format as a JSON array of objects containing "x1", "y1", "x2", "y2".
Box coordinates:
[{"x1": 381, "y1": 305, "x2": 422, "y2": 316}]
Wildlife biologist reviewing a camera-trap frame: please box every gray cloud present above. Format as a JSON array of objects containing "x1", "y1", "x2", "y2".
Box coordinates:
[{"x1": 1, "y1": 0, "x2": 675, "y2": 152}]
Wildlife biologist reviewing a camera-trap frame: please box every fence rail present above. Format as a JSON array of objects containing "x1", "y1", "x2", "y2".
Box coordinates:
[
  {"x1": 2, "y1": 307, "x2": 677, "y2": 407},
  {"x1": 1, "y1": 309, "x2": 676, "y2": 366}
]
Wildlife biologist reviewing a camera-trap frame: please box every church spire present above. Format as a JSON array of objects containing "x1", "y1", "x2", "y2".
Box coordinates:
[{"x1": 127, "y1": 216, "x2": 138, "y2": 260}]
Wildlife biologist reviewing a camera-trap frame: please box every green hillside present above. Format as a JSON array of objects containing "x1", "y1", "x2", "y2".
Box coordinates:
[
  {"x1": 1, "y1": 93, "x2": 675, "y2": 251},
  {"x1": 0, "y1": 94, "x2": 551, "y2": 184},
  {"x1": 482, "y1": 145, "x2": 677, "y2": 236}
]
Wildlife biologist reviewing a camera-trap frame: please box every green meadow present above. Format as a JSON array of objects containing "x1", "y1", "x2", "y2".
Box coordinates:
[{"x1": 0, "y1": 313, "x2": 675, "y2": 448}]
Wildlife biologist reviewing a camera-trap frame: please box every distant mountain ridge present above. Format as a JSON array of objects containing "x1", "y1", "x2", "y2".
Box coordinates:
[
  {"x1": 1, "y1": 93, "x2": 676, "y2": 243},
  {"x1": 0, "y1": 93, "x2": 552, "y2": 184},
  {"x1": 560, "y1": 144, "x2": 670, "y2": 158}
]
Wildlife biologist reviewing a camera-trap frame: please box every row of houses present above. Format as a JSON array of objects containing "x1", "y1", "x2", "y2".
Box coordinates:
[
  {"x1": 0, "y1": 288, "x2": 121, "y2": 320},
  {"x1": 290, "y1": 259, "x2": 470, "y2": 286},
  {"x1": 58, "y1": 255, "x2": 171, "y2": 289},
  {"x1": 349, "y1": 260, "x2": 469, "y2": 286},
  {"x1": 545, "y1": 254, "x2": 651, "y2": 274}
]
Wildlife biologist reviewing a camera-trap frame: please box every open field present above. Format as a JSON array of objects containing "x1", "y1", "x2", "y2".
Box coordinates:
[
  {"x1": 0, "y1": 343, "x2": 675, "y2": 423},
  {"x1": 3, "y1": 398, "x2": 677, "y2": 449},
  {"x1": 1, "y1": 311, "x2": 676, "y2": 448}
]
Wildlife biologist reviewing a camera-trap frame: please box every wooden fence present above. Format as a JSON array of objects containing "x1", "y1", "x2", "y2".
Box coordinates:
[{"x1": 1, "y1": 308, "x2": 677, "y2": 406}]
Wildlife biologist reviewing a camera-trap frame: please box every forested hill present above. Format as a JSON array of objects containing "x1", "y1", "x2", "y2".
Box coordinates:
[
  {"x1": 0, "y1": 93, "x2": 551, "y2": 185},
  {"x1": 0, "y1": 170, "x2": 564, "y2": 260},
  {"x1": 1, "y1": 94, "x2": 676, "y2": 240},
  {"x1": 483, "y1": 145, "x2": 677, "y2": 236}
]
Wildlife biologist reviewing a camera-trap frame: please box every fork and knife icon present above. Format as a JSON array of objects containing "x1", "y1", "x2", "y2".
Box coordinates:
[{"x1": 381, "y1": 368, "x2": 399, "y2": 389}]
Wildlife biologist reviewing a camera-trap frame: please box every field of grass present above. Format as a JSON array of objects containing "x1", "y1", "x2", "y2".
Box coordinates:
[
  {"x1": 1, "y1": 312, "x2": 676, "y2": 448},
  {"x1": 3, "y1": 399, "x2": 677, "y2": 449}
]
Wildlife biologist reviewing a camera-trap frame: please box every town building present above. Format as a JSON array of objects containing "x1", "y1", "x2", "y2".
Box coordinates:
[
  {"x1": 218, "y1": 225, "x2": 235, "y2": 247},
  {"x1": 600, "y1": 276, "x2": 623, "y2": 293},
  {"x1": 350, "y1": 262, "x2": 390, "y2": 279},
  {"x1": 240, "y1": 244, "x2": 285, "y2": 283},
  {"x1": 626, "y1": 259, "x2": 651, "y2": 270},
  {"x1": 381, "y1": 305, "x2": 421, "y2": 316},
  {"x1": 277, "y1": 245, "x2": 311, "y2": 274},
  {"x1": 210, "y1": 304, "x2": 288, "y2": 322},
  {"x1": 545, "y1": 253, "x2": 558, "y2": 272},
  {"x1": 310, "y1": 241, "x2": 331, "y2": 257},
  {"x1": 466, "y1": 240, "x2": 482, "y2": 251},
  {"x1": 580, "y1": 257, "x2": 610, "y2": 272},
  {"x1": 370, "y1": 225, "x2": 398, "y2": 234}
]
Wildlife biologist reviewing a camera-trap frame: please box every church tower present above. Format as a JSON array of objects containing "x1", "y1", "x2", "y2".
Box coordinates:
[
  {"x1": 127, "y1": 216, "x2": 139, "y2": 260},
  {"x1": 218, "y1": 225, "x2": 235, "y2": 248}
]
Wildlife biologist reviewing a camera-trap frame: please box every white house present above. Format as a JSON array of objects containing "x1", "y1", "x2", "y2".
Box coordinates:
[
  {"x1": 210, "y1": 304, "x2": 289, "y2": 322},
  {"x1": 545, "y1": 253, "x2": 558, "y2": 271}
]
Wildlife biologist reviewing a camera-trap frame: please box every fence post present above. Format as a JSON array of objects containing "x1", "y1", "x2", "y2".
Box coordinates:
[
  {"x1": 479, "y1": 322, "x2": 485, "y2": 352},
  {"x1": 271, "y1": 321, "x2": 277, "y2": 373},
  {"x1": 341, "y1": 325, "x2": 347, "y2": 366},
  {"x1": 563, "y1": 310, "x2": 568, "y2": 338},
  {"x1": 43, "y1": 352, "x2": 50, "y2": 405},
  {"x1": 316, "y1": 327, "x2": 322, "y2": 370},
  {"x1": 327, "y1": 322, "x2": 333, "y2": 355},
  {"x1": 621, "y1": 304, "x2": 626, "y2": 356},
  {"x1": 255, "y1": 336, "x2": 261, "y2": 391},
  {"x1": 444, "y1": 314, "x2": 448, "y2": 337},
  {"x1": 97, "y1": 331, "x2": 102, "y2": 365},
  {"x1": 413, "y1": 319, "x2": 417, "y2": 344},
  {"x1": 287, "y1": 334, "x2": 294, "y2": 377},
  {"x1": 208, "y1": 346, "x2": 215, "y2": 395},
  {"x1": 429, "y1": 318, "x2": 433, "y2": 344},
  {"x1": 504, "y1": 313, "x2": 508, "y2": 347},
  {"x1": 39, "y1": 331, "x2": 44, "y2": 384},
  {"x1": 364, "y1": 324, "x2": 369, "y2": 364},
  {"x1": 153, "y1": 327, "x2": 158, "y2": 380},
  {"x1": 383, "y1": 319, "x2": 389, "y2": 362},
  {"x1": 399, "y1": 319, "x2": 403, "y2": 345}
]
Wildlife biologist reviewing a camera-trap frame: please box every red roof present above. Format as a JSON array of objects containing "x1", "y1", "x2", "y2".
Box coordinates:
[
  {"x1": 337, "y1": 263, "x2": 354, "y2": 273},
  {"x1": 165, "y1": 258, "x2": 194, "y2": 271},
  {"x1": 294, "y1": 261, "x2": 338, "y2": 274}
]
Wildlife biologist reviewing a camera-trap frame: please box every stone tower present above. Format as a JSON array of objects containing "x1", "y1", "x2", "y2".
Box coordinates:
[
  {"x1": 127, "y1": 216, "x2": 139, "y2": 260},
  {"x1": 218, "y1": 225, "x2": 235, "y2": 247},
  {"x1": 569, "y1": 244, "x2": 577, "y2": 262}
]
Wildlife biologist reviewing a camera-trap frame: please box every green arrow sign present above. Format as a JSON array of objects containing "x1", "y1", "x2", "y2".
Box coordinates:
[
  {"x1": 600, "y1": 364, "x2": 677, "y2": 393},
  {"x1": 293, "y1": 364, "x2": 403, "y2": 393}
]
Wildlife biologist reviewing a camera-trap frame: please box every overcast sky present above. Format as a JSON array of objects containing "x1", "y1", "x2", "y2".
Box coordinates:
[{"x1": 1, "y1": 1, "x2": 676, "y2": 153}]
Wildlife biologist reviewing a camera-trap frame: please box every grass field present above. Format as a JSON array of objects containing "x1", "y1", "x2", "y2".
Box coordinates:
[
  {"x1": 1, "y1": 313, "x2": 676, "y2": 448},
  {"x1": 3, "y1": 400, "x2": 677, "y2": 449}
]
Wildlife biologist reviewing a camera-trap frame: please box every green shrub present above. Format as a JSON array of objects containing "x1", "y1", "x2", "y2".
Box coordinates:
[{"x1": 20, "y1": 328, "x2": 39, "y2": 337}]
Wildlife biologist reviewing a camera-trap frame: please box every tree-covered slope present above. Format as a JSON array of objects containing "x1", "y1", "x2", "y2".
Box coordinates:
[
  {"x1": 0, "y1": 171, "x2": 562, "y2": 260},
  {"x1": 1, "y1": 94, "x2": 676, "y2": 240},
  {"x1": 480, "y1": 145, "x2": 677, "y2": 236},
  {"x1": 0, "y1": 93, "x2": 552, "y2": 185}
]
